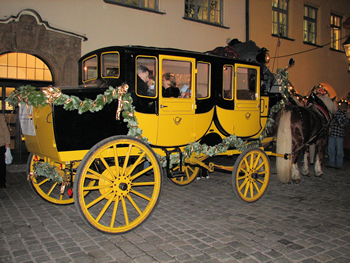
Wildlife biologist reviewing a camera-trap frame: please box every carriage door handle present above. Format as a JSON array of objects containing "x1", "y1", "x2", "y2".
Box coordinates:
[{"x1": 160, "y1": 105, "x2": 168, "y2": 108}]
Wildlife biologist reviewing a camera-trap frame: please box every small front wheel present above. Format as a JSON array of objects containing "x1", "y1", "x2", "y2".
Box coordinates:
[
  {"x1": 74, "y1": 135, "x2": 163, "y2": 234},
  {"x1": 27, "y1": 153, "x2": 75, "y2": 205},
  {"x1": 170, "y1": 165, "x2": 201, "y2": 186},
  {"x1": 232, "y1": 147, "x2": 270, "y2": 203}
]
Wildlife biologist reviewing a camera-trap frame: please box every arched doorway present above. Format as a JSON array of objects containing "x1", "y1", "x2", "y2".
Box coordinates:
[{"x1": 0, "y1": 52, "x2": 53, "y2": 162}]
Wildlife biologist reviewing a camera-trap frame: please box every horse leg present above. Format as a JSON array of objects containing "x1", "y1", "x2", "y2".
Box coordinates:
[
  {"x1": 291, "y1": 162, "x2": 301, "y2": 184},
  {"x1": 314, "y1": 154, "x2": 323, "y2": 177},
  {"x1": 301, "y1": 150, "x2": 311, "y2": 176}
]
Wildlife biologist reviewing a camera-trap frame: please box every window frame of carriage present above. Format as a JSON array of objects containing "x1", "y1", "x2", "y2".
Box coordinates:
[
  {"x1": 82, "y1": 54, "x2": 98, "y2": 83},
  {"x1": 136, "y1": 55, "x2": 158, "y2": 98},
  {"x1": 196, "y1": 61, "x2": 211, "y2": 99},
  {"x1": 101, "y1": 51, "x2": 120, "y2": 79}
]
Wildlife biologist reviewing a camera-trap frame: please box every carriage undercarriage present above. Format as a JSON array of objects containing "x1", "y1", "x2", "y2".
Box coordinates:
[{"x1": 27, "y1": 135, "x2": 285, "y2": 234}]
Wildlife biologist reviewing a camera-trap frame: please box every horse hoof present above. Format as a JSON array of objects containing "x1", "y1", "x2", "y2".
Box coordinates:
[
  {"x1": 315, "y1": 174, "x2": 323, "y2": 178},
  {"x1": 293, "y1": 179, "x2": 300, "y2": 184},
  {"x1": 302, "y1": 173, "x2": 311, "y2": 177}
]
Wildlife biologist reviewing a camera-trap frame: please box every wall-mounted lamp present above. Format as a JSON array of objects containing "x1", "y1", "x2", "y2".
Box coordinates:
[{"x1": 343, "y1": 36, "x2": 350, "y2": 57}]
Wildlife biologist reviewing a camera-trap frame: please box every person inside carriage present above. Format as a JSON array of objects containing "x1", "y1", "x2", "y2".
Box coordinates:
[
  {"x1": 136, "y1": 65, "x2": 151, "y2": 96},
  {"x1": 162, "y1": 72, "x2": 179, "y2": 98}
]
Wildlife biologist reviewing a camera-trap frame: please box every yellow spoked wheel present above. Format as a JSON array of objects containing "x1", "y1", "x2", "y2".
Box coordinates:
[
  {"x1": 73, "y1": 135, "x2": 163, "y2": 234},
  {"x1": 170, "y1": 165, "x2": 201, "y2": 186},
  {"x1": 232, "y1": 147, "x2": 270, "y2": 203},
  {"x1": 27, "y1": 153, "x2": 75, "y2": 205}
]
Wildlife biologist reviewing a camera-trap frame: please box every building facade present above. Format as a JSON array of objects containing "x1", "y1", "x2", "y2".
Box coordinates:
[
  {"x1": 0, "y1": 0, "x2": 246, "y2": 158},
  {"x1": 249, "y1": 0, "x2": 350, "y2": 99}
]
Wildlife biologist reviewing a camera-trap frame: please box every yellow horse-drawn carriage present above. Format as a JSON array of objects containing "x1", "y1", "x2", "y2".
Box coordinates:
[{"x1": 11, "y1": 43, "x2": 288, "y2": 234}]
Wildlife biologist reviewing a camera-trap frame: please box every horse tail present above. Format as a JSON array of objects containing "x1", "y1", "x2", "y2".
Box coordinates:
[{"x1": 276, "y1": 109, "x2": 292, "y2": 183}]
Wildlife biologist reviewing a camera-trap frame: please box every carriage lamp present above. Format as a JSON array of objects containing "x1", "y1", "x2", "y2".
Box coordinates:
[{"x1": 343, "y1": 36, "x2": 350, "y2": 57}]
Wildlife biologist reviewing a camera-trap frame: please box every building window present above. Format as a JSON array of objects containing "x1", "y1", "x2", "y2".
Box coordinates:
[
  {"x1": 0, "y1": 53, "x2": 52, "y2": 81},
  {"x1": 331, "y1": 14, "x2": 342, "y2": 50},
  {"x1": 184, "y1": 0, "x2": 223, "y2": 25},
  {"x1": 304, "y1": 5, "x2": 317, "y2": 45},
  {"x1": 272, "y1": 0, "x2": 288, "y2": 37},
  {"x1": 104, "y1": 0, "x2": 159, "y2": 12}
]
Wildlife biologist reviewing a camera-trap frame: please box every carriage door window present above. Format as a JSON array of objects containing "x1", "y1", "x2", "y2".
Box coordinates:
[
  {"x1": 136, "y1": 56, "x2": 157, "y2": 97},
  {"x1": 236, "y1": 67, "x2": 257, "y2": 100},
  {"x1": 196, "y1": 62, "x2": 210, "y2": 98},
  {"x1": 223, "y1": 65, "x2": 233, "y2": 99}
]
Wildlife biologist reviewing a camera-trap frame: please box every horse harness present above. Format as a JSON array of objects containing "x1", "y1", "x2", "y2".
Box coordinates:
[{"x1": 289, "y1": 94, "x2": 332, "y2": 155}]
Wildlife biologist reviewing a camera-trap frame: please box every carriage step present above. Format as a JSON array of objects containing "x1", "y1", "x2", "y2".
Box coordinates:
[{"x1": 168, "y1": 171, "x2": 186, "y2": 178}]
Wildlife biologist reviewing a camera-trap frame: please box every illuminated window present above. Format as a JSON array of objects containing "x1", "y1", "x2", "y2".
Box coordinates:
[
  {"x1": 272, "y1": 0, "x2": 288, "y2": 37},
  {"x1": 304, "y1": 5, "x2": 318, "y2": 45},
  {"x1": 184, "y1": 0, "x2": 223, "y2": 26},
  {"x1": 104, "y1": 0, "x2": 159, "y2": 12},
  {"x1": 331, "y1": 14, "x2": 342, "y2": 50},
  {"x1": 0, "y1": 53, "x2": 52, "y2": 81}
]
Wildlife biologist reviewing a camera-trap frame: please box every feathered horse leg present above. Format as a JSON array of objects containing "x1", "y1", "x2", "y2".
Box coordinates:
[
  {"x1": 291, "y1": 163, "x2": 301, "y2": 183},
  {"x1": 301, "y1": 149, "x2": 311, "y2": 176},
  {"x1": 314, "y1": 154, "x2": 323, "y2": 177}
]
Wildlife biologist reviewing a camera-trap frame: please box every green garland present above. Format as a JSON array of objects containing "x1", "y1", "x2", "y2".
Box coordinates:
[{"x1": 7, "y1": 71, "x2": 290, "y2": 182}]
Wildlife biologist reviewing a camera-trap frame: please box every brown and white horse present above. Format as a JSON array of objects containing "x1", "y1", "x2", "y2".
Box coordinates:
[{"x1": 275, "y1": 92, "x2": 338, "y2": 183}]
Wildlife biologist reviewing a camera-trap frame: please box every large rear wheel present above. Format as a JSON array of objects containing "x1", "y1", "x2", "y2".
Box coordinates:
[
  {"x1": 74, "y1": 135, "x2": 163, "y2": 234},
  {"x1": 232, "y1": 148, "x2": 270, "y2": 203}
]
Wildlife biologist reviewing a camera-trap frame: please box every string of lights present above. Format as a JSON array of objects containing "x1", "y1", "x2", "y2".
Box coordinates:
[{"x1": 271, "y1": 34, "x2": 350, "y2": 59}]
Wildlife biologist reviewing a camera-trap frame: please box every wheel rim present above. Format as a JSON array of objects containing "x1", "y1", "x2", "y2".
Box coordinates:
[
  {"x1": 28, "y1": 154, "x2": 75, "y2": 205},
  {"x1": 171, "y1": 165, "x2": 200, "y2": 185},
  {"x1": 233, "y1": 148, "x2": 270, "y2": 202},
  {"x1": 74, "y1": 136, "x2": 162, "y2": 234}
]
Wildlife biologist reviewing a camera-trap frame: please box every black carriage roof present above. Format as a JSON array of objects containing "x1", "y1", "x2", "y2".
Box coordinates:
[{"x1": 79, "y1": 45, "x2": 261, "y2": 66}]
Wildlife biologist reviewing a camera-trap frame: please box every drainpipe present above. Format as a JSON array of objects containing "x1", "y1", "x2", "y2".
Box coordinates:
[{"x1": 246, "y1": 0, "x2": 249, "y2": 42}]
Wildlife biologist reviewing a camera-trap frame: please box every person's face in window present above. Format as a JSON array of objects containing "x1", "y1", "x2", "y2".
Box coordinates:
[
  {"x1": 162, "y1": 76, "x2": 171, "y2": 89},
  {"x1": 139, "y1": 71, "x2": 149, "y2": 83}
]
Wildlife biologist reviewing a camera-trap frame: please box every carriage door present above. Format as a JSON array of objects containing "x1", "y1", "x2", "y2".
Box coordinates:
[
  {"x1": 233, "y1": 64, "x2": 261, "y2": 137},
  {"x1": 156, "y1": 55, "x2": 196, "y2": 146}
]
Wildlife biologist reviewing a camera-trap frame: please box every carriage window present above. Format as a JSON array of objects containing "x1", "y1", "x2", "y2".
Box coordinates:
[
  {"x1": 236, "y1": 67, "x2": 257, "y2": 100},
  {"x1": 102, "y1": 52, "x2": 119, "y2": 78},
  {"x1": 136, "y1": 56, "x2": 157, "y2": 97},
  {"x1": 162, "y1": 59, "x2": 192, "y2": 98},
  {"x1": 223, "y1": 65, "x2": 233, "y2": 99},
  {"x1": 82, "y1": 55, "x2": 97, "y2": 82},
  {"x1": 196, "y1": 62, "x2": 210, "y2": 98}
]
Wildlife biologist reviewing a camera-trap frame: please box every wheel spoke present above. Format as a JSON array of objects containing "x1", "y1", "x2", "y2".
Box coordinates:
[
  {"x1": 130, "y1": 189, "x2": 152, "y2": 202},
  {"x1": 126, "y1": 194, "x2": 142, "y2": 215},
  {"x1": 121, "y1": 197, "x2": 129, "y2": 225},
  {"x1": 96, "y1": 195, "x2": 114, "y2": 222},
  {"x1": 85, "y1": 189, "x2": 113, "y2": 209}
]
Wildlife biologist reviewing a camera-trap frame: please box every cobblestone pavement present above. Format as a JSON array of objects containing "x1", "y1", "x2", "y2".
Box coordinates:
[{"x1": 1, "y1": 156, "x2": 350, "y2": 263}]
